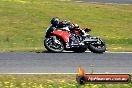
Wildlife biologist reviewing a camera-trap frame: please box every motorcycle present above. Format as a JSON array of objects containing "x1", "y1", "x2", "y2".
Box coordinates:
[{"x1": 44, "y1": 24, "x2": 106, "y2": 53}]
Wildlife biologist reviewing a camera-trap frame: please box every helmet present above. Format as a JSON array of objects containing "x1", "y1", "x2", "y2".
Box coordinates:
[{"x1": 51, "y1": 17, "x2": 60, "y2": 26}]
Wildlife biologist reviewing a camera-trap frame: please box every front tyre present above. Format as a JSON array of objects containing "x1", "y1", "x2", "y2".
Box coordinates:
[
  {"x1": 44, "y1": 37, "x2": 64, "y2": 53},
  {"x1": 88, "y1": 38, "x2": 106, "y2": 53}
]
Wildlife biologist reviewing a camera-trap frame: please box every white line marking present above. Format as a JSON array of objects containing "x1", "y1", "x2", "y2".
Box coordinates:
[
  {"x1": 85, "y1": 51, "x2": 132, "y2": 53},
  {"x1": 64, "y1": 50, "x2": 132, "y2": 53},
  {"x1": 105, "y1": 52, "x2": 132, "y2": 53}
]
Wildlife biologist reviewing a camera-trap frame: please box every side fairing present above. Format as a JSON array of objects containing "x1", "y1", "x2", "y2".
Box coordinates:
[{"x1": 52, "y1": 30, "x2": 70, "y2": 42}]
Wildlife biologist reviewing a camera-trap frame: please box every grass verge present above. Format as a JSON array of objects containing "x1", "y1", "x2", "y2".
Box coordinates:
[{"x1": 0, "y1": 74, "x2": 131, "y2": 88}]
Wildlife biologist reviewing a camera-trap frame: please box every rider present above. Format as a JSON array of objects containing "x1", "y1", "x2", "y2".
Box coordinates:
[
  {"x1": 50, "y1": 17, "x2": 91, "y2": 36},
  {"x1": 51, "y1": 17, "x2": 70, "y2": 29}
]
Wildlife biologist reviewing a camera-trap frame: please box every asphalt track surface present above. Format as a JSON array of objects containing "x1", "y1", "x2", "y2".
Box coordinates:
[
  {"x1": 0, "y1": 52, "x2": 132, "y2": 73},
  {"x1": 79, "y1": 0, "x2": 132, "y2": 4}
]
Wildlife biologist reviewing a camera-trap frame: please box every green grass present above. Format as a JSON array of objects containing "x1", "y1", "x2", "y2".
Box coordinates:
[
  {"x1": 0, "y1": 74, "x2": 131, "y2": 88},
  {"x1": 0, "y1": 0, "x2": 132, "y2": 52}
]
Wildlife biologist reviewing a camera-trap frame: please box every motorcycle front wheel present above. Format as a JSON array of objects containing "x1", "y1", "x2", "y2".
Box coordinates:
[
  {"x1": 88, "y1": 38, "x2": 106, "y2": 53},
  {"x1": 44, "y1": 37, "x2": 64, "y2": 53}
]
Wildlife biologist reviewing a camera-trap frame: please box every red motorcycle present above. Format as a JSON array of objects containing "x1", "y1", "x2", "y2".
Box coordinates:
[{"x1": 44, "y1": 24, "x2": 106, "y2": 53}]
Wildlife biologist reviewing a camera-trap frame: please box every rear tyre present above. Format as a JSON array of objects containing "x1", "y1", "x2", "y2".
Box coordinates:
[
  {"x1": 44, "y1": 37, "x2": 64, "y2": 53},
  {"x1": 88, "y1": 39, "x2": 106, "y2": 53}
]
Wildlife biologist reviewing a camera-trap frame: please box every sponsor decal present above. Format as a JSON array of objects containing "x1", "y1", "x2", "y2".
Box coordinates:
[{"x1": 76, "y1": 66, "x2": 131, "y2": 84}]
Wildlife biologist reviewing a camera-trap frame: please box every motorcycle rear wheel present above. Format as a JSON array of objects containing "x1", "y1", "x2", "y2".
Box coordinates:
[{"x1": 44, "y1": 37, "x2": 64, "y2": 53}]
